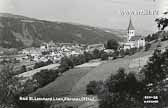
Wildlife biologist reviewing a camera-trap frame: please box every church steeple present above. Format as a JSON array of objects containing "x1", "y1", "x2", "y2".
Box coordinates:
[
  {"x1": 128, "y1": 17, "x2": 135, "y2": 30},
  {"x1": 127, "y1": 17, "x2": 135, "y2": 41}
]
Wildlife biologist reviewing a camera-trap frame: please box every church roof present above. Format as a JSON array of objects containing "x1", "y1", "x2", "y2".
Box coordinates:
[
  {"x1": 130, "y1": 36, "x2": 144, "y2": 41},
  {"x1": 128, "y1": 18, "x2": 135, "y2": 30}
]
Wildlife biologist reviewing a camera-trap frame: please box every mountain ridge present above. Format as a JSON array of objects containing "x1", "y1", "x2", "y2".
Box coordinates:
[{"x1": 0, "y1": 13, "x2": 123, "y2": 48}]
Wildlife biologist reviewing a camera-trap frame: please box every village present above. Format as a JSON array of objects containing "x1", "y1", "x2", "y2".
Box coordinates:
[
  {"x1": 0, "y1": 18, "x2": 146, "y2": 74},
  {"x1": 1, "y1": 15, "x2": 168, "y2": 108}
]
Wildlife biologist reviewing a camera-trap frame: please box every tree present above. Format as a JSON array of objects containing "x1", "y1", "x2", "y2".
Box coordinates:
[
  {"x1": 106, "y1": 39, "x2": 119, "y2": 51},
  {"x1": 141, "y1": 49, "x2": 168, "y2": 85},
  {"x1": 34, "y1": 59, "x2": 53, "y2": 69},
  {"x1": 33, "y1": 69, "x2": 58, "y2": 87},
  {"x1": 0, "y1": 63, "x2": 19, "y2": 108},
  {"x1": 145, "y1": 42, "x2": 151, "y2": 51},
  {"x1": 93, "y1": 49, "x2": 101, "y2": 59},
  {"x1": 20, "y1": 65, "x2": 27, "y2": 73},
  {"x1": 59, "y1": 56, "x2": 74, "y2": 72},
  {"x1": 86, "y1": 80, "x2": 104, "y2": 95},
  {"x1": 86, "y1": 81, "x2": 98, "y2": 95},
  {"x1": 155, "y1": 17, "x2": 168, "y2": 30},
  {"x1": 95, "y1": 68, "x2": 146, "y2": 108},
  {"x1": 100, "y1": 52, "x2": 109, "y2": 60},
  {"x1": 112, "y1": 50, "x2": 119, "y2": 59},
  {"x1": 83, "y1": 51, "x2": 93, "y2": 62}
]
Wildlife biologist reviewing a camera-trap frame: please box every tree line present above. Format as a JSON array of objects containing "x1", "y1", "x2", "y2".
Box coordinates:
[{"x1": 86, "y1": 47, "x2": 168, "y2": 108}]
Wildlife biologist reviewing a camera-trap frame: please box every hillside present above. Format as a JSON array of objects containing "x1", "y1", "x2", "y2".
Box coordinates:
[{"x1": 0, "y1": 13, "x2": 122, "y2": 48}]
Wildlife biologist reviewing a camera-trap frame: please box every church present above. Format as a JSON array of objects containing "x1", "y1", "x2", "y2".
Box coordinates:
[{"x1": 122, "y1": 18, "x2": 145, "y2": 50}]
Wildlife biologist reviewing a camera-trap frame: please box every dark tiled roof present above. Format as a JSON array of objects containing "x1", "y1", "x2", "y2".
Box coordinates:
[{"x1": 130, "y1": 36, "x2": 144, "y2": 41}]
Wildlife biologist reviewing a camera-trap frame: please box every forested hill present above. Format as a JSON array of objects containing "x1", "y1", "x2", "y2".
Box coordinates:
[{"x1": 0, "y1": 13, "x2": 123, "y2": 48}]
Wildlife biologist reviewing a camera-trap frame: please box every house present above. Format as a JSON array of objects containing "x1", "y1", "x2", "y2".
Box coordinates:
[
  {"x1": 122, "y1": 18, "x2": 145, "y2": 50},
  {"x1": 86, "y1": 44, "x2": 105, "y2": 52}
]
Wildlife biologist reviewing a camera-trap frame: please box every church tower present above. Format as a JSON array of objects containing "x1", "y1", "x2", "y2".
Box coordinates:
[{"x1": 127, "y1": 18, "x2": 135, "y2": 41}]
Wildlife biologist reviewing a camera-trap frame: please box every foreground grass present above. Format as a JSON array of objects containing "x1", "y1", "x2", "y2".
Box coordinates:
[
  {"x1": 30, "y1": 67, "x2": 93, "y2": 97},
  {"x1": 28, "y1": 41, "x2": 168, "y2": 107},
  {"x1": 29, "y1": 52, "x2": 150, "y2": 107}
]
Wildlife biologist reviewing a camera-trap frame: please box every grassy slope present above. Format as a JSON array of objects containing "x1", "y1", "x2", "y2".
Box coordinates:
[
  {"x1": 30, "y1": 40, "x2": 168, "y2": 107},
  {"x1": 30, "y1": 51, "x2": 152, "y2": 107},
  {"x1": 30, "y1": 67, "x2": 93, "y2": 97}
]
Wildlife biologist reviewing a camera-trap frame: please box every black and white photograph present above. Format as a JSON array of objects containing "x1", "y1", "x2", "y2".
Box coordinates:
[{"x1": 0, "y1": 0, "x2": 168, "y2": 108}]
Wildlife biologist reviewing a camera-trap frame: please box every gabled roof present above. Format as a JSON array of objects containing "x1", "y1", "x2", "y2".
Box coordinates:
[
  {"x1": 130, "y1": 36, "x2": 144, "y2": 41},
  {"x1": 128, "y1": 18, "x2": 135, "y2": 30}
]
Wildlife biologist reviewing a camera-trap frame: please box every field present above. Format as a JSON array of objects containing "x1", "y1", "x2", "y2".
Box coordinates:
[
  {"x1": 28, "y1": 40, "x2": 168, "y2": 107},
  {"x1": 30, "y1": 67, "x2": 93, "y2": 97},
  {"x1": 29, "y1": 50, "x2": 154, "y2": 107}
]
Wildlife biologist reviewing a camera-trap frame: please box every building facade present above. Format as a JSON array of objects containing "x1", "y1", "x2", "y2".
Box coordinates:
[{"x1": 123, "y1": 18, "x2": 145, "y2": 50}]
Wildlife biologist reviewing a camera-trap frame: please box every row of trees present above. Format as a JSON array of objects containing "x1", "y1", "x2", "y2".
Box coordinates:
[
  {"x1": 33, "y1": 69, "x2": 59, "y2": 87},
  {"x1": 86, "y1": 48, "x2": 168, "y2": 108},
  {"x1": 58, "y1": 49, "x2": 109, "y2": 73},
  {"x1": 9, "y1": 49, "x2": 109, "y2": 108},
  {"x1": 145, "y1": 33, "x2": 159, "y2": 42},
  {"x1": 58, "y1": 38, "x2": 144, "y2": 73},
  {"x1": 2, "y1": 48, "x2": 166, "y2": 108},
  {"x1": 86, "y1": 68, "x2": 146, "y2": 108},
  {"x1": 145, "y1": 31, "x2": 168, "y2": 43},
  {"x1": 34, "y1": 59, "x2": 53, "y2": 69}
]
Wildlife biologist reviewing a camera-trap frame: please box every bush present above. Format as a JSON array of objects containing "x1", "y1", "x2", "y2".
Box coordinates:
[
  {"x1": 59, "y1": 50, "x2": 109, "y2": 73},
  {"x1": 106, "y1": 39, "x2": 119, "y2": 51},
  {"x1": 33, "y1": 69, "x2": 58, "y2": 87},
  {"x1": 141, "y1": 49, "x2": 168, "y2": 85},
  {"x1": 92, "y1": 49, "x2": 101, "y2": 59},
  {"x1": 34, "y1": 59, "x2": 53, "y2": 69},
  {"x1": 161, "y1": 34, "x2": 168, "y2": 41},
  {"x1": 19, "y1": 79, "x2": 39, "y2": 96},
  {"x1": 72, "y1": 54, "x2": 86, "y2": 65},
  {"x1": 119, "y1": 49, "x2": 125, "y2": 58},
  {"x1": 59, "y1": 56, "x2": 74, "y2": 72},
  {"x1": 101, "y1": 52, "x2": 109, "y2": 60},
  {"x1": 145, "y1": 43, "x2": 151, "y2": 51},
  {"x1": 86, "y1": 81, "x2": 99, "y2": 95},
  {"x1": 130, "y1": 48, "x2": 137, "y2": 55},
  {"x1": 83, "y1": 51, "x2": 93, "y2": 62},
  {"x1": 112, "y1": 51, "x2": 119, "y2": 59},
  {"x1": 20, "y1": 65, "x2": 27, "y2": 73},
  {"x1": 93, "y1": 68, "x2": 146, "y2": 108}
]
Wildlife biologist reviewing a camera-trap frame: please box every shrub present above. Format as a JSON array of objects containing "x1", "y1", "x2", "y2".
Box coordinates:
[
  {"x1": 33, "y1": 69, "x2": 58, "y2": 87},
  {"x1": 93, "y1": 68, "x2": 146, "y2": 108},
  {"x1": 106, "y1": 39, "x2": 119, "y2": 51},
  {"x1": 34, "y1": 59, "x2": 53, "y2": 69},
  {"x1": 112, "y1": 51, "x2": 119, "y2": 59},
  {"x1": 161, "y1": 35, "x2": 168, "y2": 41},
  {"x1": 83, "y1": 51, "x2": 93, "y2": 62},
  {"x1": 145, "y1": 43, "x2": 151, "y2": 51},
  {"x1": 130, "y1": 48, "x2": 137, "y2": 55},
  {"x1": 20, "y1": 65, "x2": 27, "y2": 73},
  {"x1": 92, "y1": 49, "x2": 101, "y2": 59},
  {"x1": 59, "y1": 56, "x2": 74, "y2": 72},
  {"x1": 101, "y1": 52, "x2": 109, "y2": 60},
  {"x1": 141, "y1": 49, "x2": 168, "y2": 85},
  {"x1": 86, "y1": 81, "x2": 99, "y2": 95}
]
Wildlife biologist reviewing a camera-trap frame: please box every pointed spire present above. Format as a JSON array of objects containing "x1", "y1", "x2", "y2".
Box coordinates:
[{"x1": 128, "y1": 17, "x2": 135, "y2": 30}]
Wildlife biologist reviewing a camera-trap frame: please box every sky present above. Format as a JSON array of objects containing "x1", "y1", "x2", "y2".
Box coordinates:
[{"x1": 0, "y1": 0, "x2": 167, "y2": 35}]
